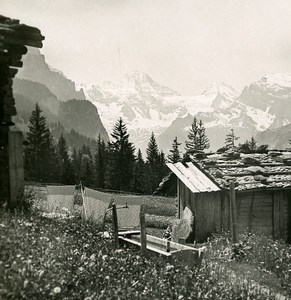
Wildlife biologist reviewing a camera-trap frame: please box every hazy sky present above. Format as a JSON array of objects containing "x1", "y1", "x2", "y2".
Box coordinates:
[{"x1": 2, "y1": 0, "x2": 291, "y2": 95}]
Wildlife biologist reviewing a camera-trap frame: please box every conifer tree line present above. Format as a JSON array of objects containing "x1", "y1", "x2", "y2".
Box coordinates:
[
  {"x1": 24, "y1": 105, "x2": 268, "y2": 193},
  {"x1": 24, "y1": 104, "x2": 168, "y2": 194}
]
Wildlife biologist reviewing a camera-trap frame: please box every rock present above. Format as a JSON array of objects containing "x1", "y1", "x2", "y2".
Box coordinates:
[
  {"x1": 268, "y1": 151, "x2": 283, "y2": 157},
  {"x1": 224, "y1": 176, "x2": 236, "y2": 182},
  {"x1": 254, "y1": 175, "x2": 268, "y2": 184},
  {"x1": 242, "y1": 157, "x2": 261, "y2": 166},
  {"x1": 172, "y1": 218, "x2": 192, "y2": 243},
  {"x1": 183, "y1": 207, "x2": 194, "y2": 228},
  {"x1": 246, "y1": 166, "x2": 266, "y2": 175},
  {"x1": 213, "y1": 168, "x2": 224, "y2": 178}
]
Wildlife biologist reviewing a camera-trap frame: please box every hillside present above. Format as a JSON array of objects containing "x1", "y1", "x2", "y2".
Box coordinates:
[
  {"x1": 12, "y1": 78, "x2": 109, "y2": 148},
  {"x1": 17, "y1": 47, "x2": 85, "y2": 101}
]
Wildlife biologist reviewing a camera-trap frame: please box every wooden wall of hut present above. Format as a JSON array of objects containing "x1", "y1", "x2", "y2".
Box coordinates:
[
  {"x1": 235, "y1": 190, "x2": 290, "y2": 241},
  {"x1": 178, "y1": 177, "x2": 291, "y2": 242},
  {"x1": 177, "y1": 179, "x2": 222, "y2": 242}
]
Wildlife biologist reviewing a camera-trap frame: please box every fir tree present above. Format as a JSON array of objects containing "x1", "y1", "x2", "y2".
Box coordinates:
[
  {"x1": 225, "y1": 128, "x2": 239, "y2": 149},
  {"x1": 71, "y1": 147, "x2": 81, "y2": 183},
  {"x1": 80, "y1": 146, "x2": 94, "y2": 187},
  {"x1": 25, "y1": 103, "x2": 55, "y2": 182},
  {"x1": 197, "y1": 119, "x2": 210, "y2": 151},
  {"x1": 167, "y1": 137, "x2": 181, "y2": 163},
  {"x1": 134, "y1": 149, "x2": 146, "y2": 193},
  {"x1": 105, "y1": 118, "x2": 136, "y2": 191},
  {"x1": 94, "y1": 134, "x2": 106, "y2": 189},
  {"x1": 185, "y1": 117, "x2": 199, "y2": 152},
  {"x1": 158, "y1": 151, "x2": 169, "y2": 181},
  {"x1": 146, "y1": 132, "x2": 161, "y2": 193},
  {"x1": 249, "y1": 136, "x2": 257, "y2": 151},
  {"x1": 57, "y1": 134, "x2": 73, "y2": 184}
]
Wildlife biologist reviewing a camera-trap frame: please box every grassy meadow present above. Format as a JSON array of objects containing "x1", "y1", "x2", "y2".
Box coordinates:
[{"x1": 0, "y1": 186, "x2": 290, "y2": 299}]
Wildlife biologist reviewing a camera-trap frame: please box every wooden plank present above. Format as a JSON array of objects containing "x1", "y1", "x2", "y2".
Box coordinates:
[
  {"x1": 140, "y1": 204, "x2": 147, "y2": 256},
  {"x1": 229, "y1": 181, "x2": 238, "y2": 243},
  {"x1": 221, "y1": 192, "x2": 230, "y2": 230},
  {"x1": 187, "y1": 162, "x2": 221, "y2": 192},
  {"x1": 112, "y1": 203, "x2": 119, "y2": 249},
  {"x1": 175, "y1": 162, "x2": 205, "y2": 192},
  {"x1": 177, "y1": 178, "x2": 181, "y2": 218},
  {"x1": 8, "y1": 131, "x2": 24, "y2": 209},
  {"x1": 167, "y1": 163, "x2": 199, "y2": 193},
  {"x1": 185, "y1": 163, "x2": 213, "y2": 192}
]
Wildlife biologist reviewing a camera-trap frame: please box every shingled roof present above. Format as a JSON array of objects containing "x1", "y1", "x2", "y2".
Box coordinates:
[{"x1": 191, "y1": 150, "x2": 291, "y2": 191}]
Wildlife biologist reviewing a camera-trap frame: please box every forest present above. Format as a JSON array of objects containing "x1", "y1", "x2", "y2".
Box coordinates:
[{"x1": 24, "y1": 103, "x2": 268, "y2": 194}]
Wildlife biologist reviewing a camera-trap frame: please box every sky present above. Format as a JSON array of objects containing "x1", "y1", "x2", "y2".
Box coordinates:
[{"x1": 2, "y1": 0, "x2": 291, "y2": 95}]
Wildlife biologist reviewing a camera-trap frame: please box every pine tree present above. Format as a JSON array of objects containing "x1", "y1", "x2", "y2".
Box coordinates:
[
  {"x1": 71, "y1": 147, "x2": 80, "y2": 183},
  {"x1": 249, "y1": 136, "x2": 257, "y2": 151},
  {"x1": 197, "y1": 120, "x2": 210, "y2": 151},
  {"x1": 134, "y1": 149, "x2": 146, "y2": 193},
  {"x1": 158, "y1": 151, "x2": 169, "y2": 181},
  {"x1": 167, "y1": 137, "x2": 181, "y2": 163},
  {"x1": 146, "y1": 132, "x2": 161, "y2": 193},
  {"x1": 185, "y1": 117, "x2": 199, "y2": 152},
  {"x1": 105, "y1": 118, "x2": 136, "y2": 191},
  {"x1": 57, "y1": 134, "x2": 73, "y2": 184},
  {"x1": 80, "y1": 146, "x2": 94, "y2": 187},
  {"x1": 225, "y1": 129, "x2": 239, "y2": 149},
  {"x1": 25, "y1": 103, "x2": 55, "y2": 182},
  {"x1": 94, "y1": 134, "x2": 106, "y2": 188}
]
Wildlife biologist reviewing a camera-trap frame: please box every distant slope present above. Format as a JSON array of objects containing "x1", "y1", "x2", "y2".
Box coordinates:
[
  {"x1": 17, "y1": 47, "x2": 85, "y2": 101},
  {"x1": 12, "y1": 78, "x2": 109, "y2": 148},
  {"x1": 59, "y1": 99, "x2": 108, "y2": 141},
  {"x1": 256, "y1": 123, "x2": 291, "y2": 150}
]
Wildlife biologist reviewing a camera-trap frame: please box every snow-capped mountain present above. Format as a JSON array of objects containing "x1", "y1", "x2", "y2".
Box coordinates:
[
  {"x1": 80, "y1": 72, "x2": 238, "y2": 152},
  {"x1": 159, "y1": 73, "x2": 291, "y2": 152}
]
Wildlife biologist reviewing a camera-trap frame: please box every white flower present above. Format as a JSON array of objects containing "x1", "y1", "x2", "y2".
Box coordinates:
[
  {"x1": 165, "y1": 264, "x2": 174, "y2": 271},
  {"x1": 23, "y1": 279, "x2": 29, "y2": 288},
  {"x1": 90, "y1": 254, "x2": 96, "y2": 261},
  {"x1": 102, "y1": 255, "x2": 108, "y2": 261},
  {"x1": 53, "y1": 287, "x2": 61, "y2": 294}
]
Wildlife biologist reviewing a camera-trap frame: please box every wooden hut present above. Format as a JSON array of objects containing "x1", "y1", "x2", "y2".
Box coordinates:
[
  {"x1": 166, "y1": 151, "x2": 291, "y2": 243},
  {"x1": 0, "y1": 15, "x2": 44, "y2": 208}
]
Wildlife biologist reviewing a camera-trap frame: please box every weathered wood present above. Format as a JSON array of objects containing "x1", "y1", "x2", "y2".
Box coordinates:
[
  {"x1": 229, "y1": 181, "x2": 237, "y2": 243},
  {"x1": 221, "y1": 192, "x2": 230, "y2": 230},
  {"x1": 140, "y1": 204, "x2": 147, "y2": 256},
  {"x1": 8, "y1": 131, "x2": 24, "y2": 209},
  {"x1": 112, "y1": 203, "x2": 119, "y2": 249},
  {"x1": 166, "y1": 240, "x2": 170, "y2": 252},
  {"x1": 248, "y1": 192, "x2": 255, "y2": 232}
]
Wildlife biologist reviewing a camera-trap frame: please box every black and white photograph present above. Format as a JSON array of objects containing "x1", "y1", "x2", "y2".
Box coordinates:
[{"x1": 0, "y1": 0, "x2": 290, "y2": 299}]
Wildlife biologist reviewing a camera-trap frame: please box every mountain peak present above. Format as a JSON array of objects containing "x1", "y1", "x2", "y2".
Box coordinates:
[
  {"x1": 202, "y1": 82, "x2": 238, "y2": 99},
  {"x1": 124, "y1": 70, "x2": 152, "y2": 83},
  {"x1": 260, "y1": 73, "x2": 291, "y2": 88}
]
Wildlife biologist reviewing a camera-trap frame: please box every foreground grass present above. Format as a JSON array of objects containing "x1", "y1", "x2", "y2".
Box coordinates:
[{"x1": 0, "y1": 209, "x2": 283, "y2": 300}]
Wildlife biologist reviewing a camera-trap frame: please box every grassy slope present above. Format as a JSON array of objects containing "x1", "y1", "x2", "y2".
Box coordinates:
[
  {"x1": 1, "y1": 187, "x2": 290, "y2": 299},
  {"x1": 0, "y1": 209, "x2": 285, "y2": 300}
]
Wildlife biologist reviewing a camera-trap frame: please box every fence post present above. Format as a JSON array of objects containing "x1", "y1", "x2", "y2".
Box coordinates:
[
  {"x1": 140, "y1": 204, "x2": 147, "y2": 256},
  {"x1": 8, "y1": 131, "x2": 24, "y2": 209},
  {"x1": 229, "y1": 181, "x2": 237, "y2": 243},
  {"x1": 112, "y1": 203, "x2": 119, "y2": 249}
]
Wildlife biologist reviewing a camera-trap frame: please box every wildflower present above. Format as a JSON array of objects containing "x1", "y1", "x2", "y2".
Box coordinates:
[
  {"x1": 23, "y1": 279, "x2": 29, "y2": 288},
  {"x1": 90, "y1": 254, "x2": 96, "y2": 261},
  {"x1": 165, "y1": 264, "x2": 174, "y2": 271},
  {"x1": 39, "y1": 270, "x2": 45, "y2": 278},
  {"x1": 53, "y1": 287, "x2": 61, "y2": 294},
  {"x1": 102, "y1": 255, "x2": 108, "y2": 261}
]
